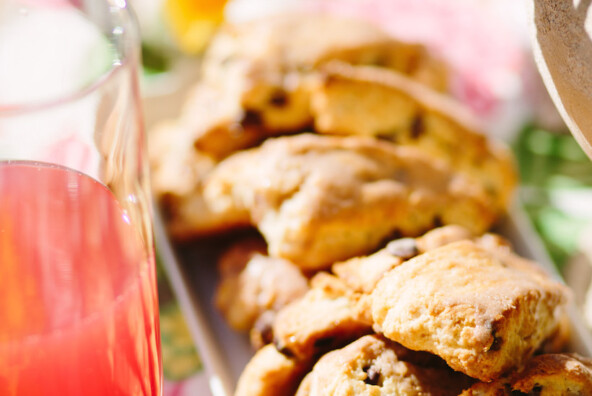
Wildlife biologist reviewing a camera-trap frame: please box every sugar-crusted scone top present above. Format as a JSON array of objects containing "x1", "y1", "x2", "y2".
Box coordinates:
[
  {"x1": 203, "y1": 134, "x2": 499, "y2": 269},
  {"x1": 371, "y1": 240, "x2": 569, "y2": 382}
]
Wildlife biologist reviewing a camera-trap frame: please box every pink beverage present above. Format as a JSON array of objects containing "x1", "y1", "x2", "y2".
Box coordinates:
[{"x1": 0, "y1": 161, "x2": 161, "y2": 395}]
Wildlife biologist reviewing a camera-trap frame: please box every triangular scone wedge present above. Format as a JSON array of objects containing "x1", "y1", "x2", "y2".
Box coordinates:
[
  {"x1": 202, "y1": 134, "x2": 499, "y2": 269},
  {"x1": 196, "y1": 14, "x2": 448, "y2": 158},
  {"x1": 371, "y1": 240, "x2": 569, "y2": 382},
  {"x1": 310, "y1": 61, "x2": 517, "y2": 212}
]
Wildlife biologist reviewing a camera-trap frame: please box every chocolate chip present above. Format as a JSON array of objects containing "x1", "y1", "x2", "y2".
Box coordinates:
[
  {"x1": 386, "y1": 238, "x2": 419, "y2": 259},
  {"x1": 313, "y1": 336, "x2": 335, "y2": 349},
  {"x1": 489, "y1": 335, "x2": 503, "y2": 351},
  {"x1": 376, "y1": 132, "x2": 398, "y2": 143},
  {"x1": 489, "y1": 321, "x2": 503, "y2": 352},
  {"x1": 432, "y1": 215, "x2": 443, "y2": 228},
  {"x1": 251, "y1": 311, "x2": 275, "y2": 349},
  {"x1": 269, "y1": 90, "x2": 289, "y2": 107},
  {"x1": 273, "y1": 338, "x2": 295, "y2": 358},
  {"x1": 363, "y1": 365, "x2": 381, "y2": 386},
  {"x1": 530, "y1": 385, "x2": 543, "y2": 395},
  {"x1": 410, "y1": 114, "x2": 425, "y2": 139},
  {"x1": 242, "y1": 110, "x2": 263, "y2": 127}
]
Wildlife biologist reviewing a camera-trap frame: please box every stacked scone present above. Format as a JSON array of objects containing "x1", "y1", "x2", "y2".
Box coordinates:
[
  {"x1": 149, "y1": 14, "x2": 591, "y2": 396},
  {"x1": 231, "y1": 226, "x2": 586, "y2": 395}
]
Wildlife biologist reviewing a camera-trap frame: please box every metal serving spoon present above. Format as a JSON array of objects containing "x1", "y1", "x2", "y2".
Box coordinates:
[{"x1": 529, "y1": 0, "x2": 592, "y2": 159}]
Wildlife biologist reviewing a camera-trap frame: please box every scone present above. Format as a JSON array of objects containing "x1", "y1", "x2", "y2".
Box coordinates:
[
  {"x1": 180, "y1": 83, "x2": 288, "y2": 160},
  {"x1": 148, "y1": 116, "x2": 243, "y2": 238},
  {"x1": 272, "y1": 273, "x2": 373, "y2": 361},
  {"x1": 461, "y1": 353, "x2": 592, "y2": 395},
  {"x1": 148, "y1": 119, "x2": 216, "y2": 199},
  {"x1": 193, "y1": 13, "x2": 448, "y2": 159},
  {"x1": 201, "y1": 133, "x2": 499, "y2": 269},
  {"x1": 214, "y1": 237, "x2": 309, "y2": 332},
  {"x1": 296, "y1": 335, "x2": 475, "y2": 396},
  {"x1": 234, "y1": 344, "x2": 310, "y2": 396},
  {"x1": 371, "y1": 240, "x2": 569, "y2": 382},
  {"x1": 310, "y1": 61, "x2": 516, "y2": 211}
]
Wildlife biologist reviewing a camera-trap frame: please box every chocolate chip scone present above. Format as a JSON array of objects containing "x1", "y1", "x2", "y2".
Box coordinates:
[
  {"x1": 272, "y1": 273, "x2": 373, "y2": 361},
  {"x1": 295, "y1": 334, "x2": 475, "y2": 396},
  {"x1": 461, "y1": 353, "x2": 592, "y2": 395},
  {"x1": 371, "y1": 240, "x2": 569, "y2": 382},
  {"x1": 234, "y1": 344, "x2": 310, "y2": 396},
  {"x1": 193, "y1": 14, "x2": 448, "y2": 159},
  {"x1": 149, "y1": 119, "x2": 216, "y2": 200},
  {"x1": 214, "y1": 237, "x2": 309, "y2": 332},
  {"x1": 310, "y1": 61, "x2": 517, "y2": 211},
  {"x1": 180, "y1": 82, "x2": 287, "y2": 161},
  {"x1": 201, "y1": 133, "x2": 499, "y2": 270}
]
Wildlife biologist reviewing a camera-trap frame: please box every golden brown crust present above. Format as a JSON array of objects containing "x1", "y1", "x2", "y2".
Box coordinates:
[
  {"x1": 511, "y1": 353, "x2": 592, "y2": 395},
  {"x1": 236, "y1": 273, "x2": 373, "y2": 395},
  {"x1": 310, "y1": 61, "x2": 517, "y2": 212},
  {"x1": 415, "y1": 225, "x2": 476, "y2": 252},
  {"x1": 371, "y1": 240, "x2": 568, "y2": 382},
  {"x1": 272, "y1": 273, "x2": 373, "y2": 361},
  {"x1": 234, "y1": 344, "x2": 309, "y2": 396},
  {"x1": 202, "y1": 14, "x2": 446, "y2": 128},
  {"x1": 214, "y1": 238, "x2": 309, "y2": 332},
  {"x1": 202, "y1": 134, "x2": 499, "y2": 269},
  {"x1": 332, "y1": 226, "x2": 476, "y2": 293},
  {"x1": 332, "y1": 249, "x2": 405, "y2": 294},
  {"x1": 459, "y1": 382, "x2": 508, "y2": 396},
  {"x1": 181, "y1": 13, "x2": 448, "y2": 161},
  {"x1": 181, "y1": 82, "x2": 292, "y2": 161},
  {"x1": 148, "y1": 121, "x2": 213, "y2": 198},
  {"x1": 461, "y1": 353, "x2": 592, "y2": 395},
  {"x1": 296, "y1": 335, "x2": 475, "y2": 396},
  {"x1": 161, "y1": 187, "x2": 252, "y2": 240},
  {"x1": 537, "y1": 310, "x2": 571, "y2": 354}
]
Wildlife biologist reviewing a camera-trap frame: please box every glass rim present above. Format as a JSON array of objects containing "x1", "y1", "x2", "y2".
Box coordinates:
[{"x1": 0, "y1": 0, "x2": 139, "y2": 116}]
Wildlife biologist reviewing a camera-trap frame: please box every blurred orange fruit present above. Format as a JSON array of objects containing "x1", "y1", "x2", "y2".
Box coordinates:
[{"x1": 164, "y1": 0, "x2": 228, "y2": 54}]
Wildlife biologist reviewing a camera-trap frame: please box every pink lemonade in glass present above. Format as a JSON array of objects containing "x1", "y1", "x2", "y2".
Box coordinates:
[{"x1": 0, "y1": 161, "x2": 161, "y2": 395}]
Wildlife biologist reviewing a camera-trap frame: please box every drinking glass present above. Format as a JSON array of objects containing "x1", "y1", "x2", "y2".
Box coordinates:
[{"x1": 0, "y1": 0, "x2": 162, "y2": 395}]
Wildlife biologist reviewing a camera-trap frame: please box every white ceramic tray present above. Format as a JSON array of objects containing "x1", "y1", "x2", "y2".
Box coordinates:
[{"x1": 155, "y1": 203, "x2": 592, "y2": 396}]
